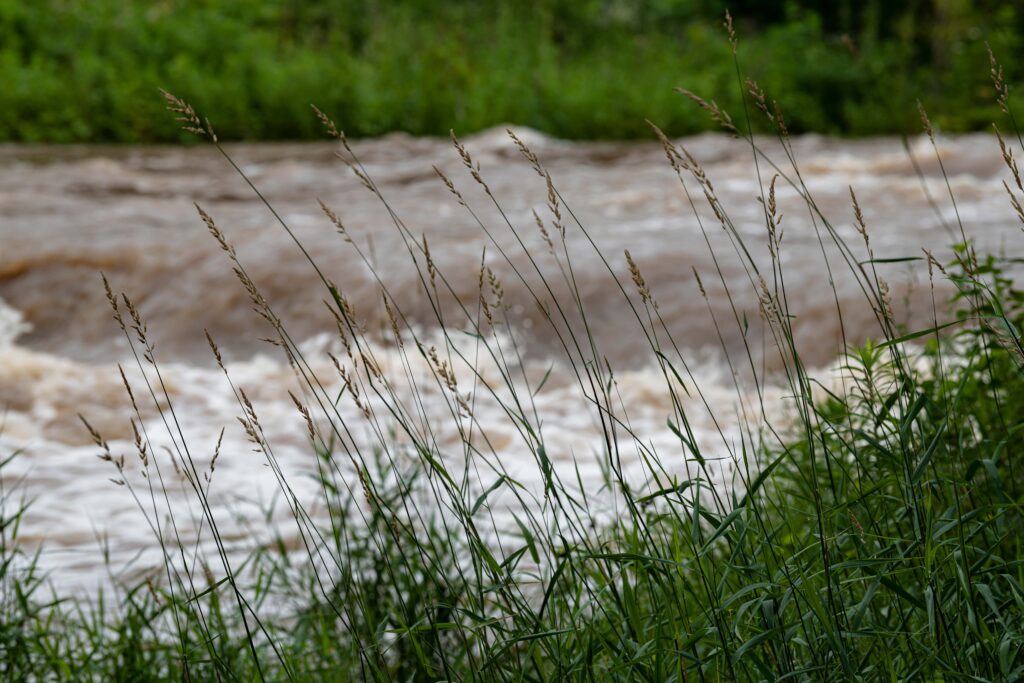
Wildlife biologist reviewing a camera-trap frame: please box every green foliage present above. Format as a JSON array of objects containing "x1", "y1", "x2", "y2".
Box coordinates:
[{"x1": 0, "y1": 0, "x2": 1021, "y2": 141}]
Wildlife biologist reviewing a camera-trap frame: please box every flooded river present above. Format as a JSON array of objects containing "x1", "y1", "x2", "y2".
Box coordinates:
[{"x1": 0, "y1": 129, "x2": 1019, "y2": 591}]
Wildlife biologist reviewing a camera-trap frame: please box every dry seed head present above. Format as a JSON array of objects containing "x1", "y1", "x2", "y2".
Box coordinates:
[
  {"x1": 922, "y1": 248, "x2": 940, "y2": 280},
  {"x1": 772, "y1": 101, "x2": 790, "y2": 140},
  {"x1": 318, "y1": 199, "x2": 351, "y2": 242},
  {"x1": 211, "y1": 428, "x2": 223, "y2": 471},
  {"x1": 238, "y1": 387, "x2": 259, "y2": 426},
  {"x1": 427, "y1": 345, "x2": 459, "y2": 395},
  {"x1": 433, "y1": 165, "x2": 466, "y2": 205},
  {"x1": 118, "y1": 364, "x2": 139, "y2": 414},
  {"x1": 704, "y1": 188, "x2": 726, "y2": 226},
  {"x1": 486, "y1": 267, "x2": 504, "y2": 305},
  {"x1": 676, "y1": 89, "x2": 737, "y2": 134},
  {"x1": 994, "y1": 125, "x2": 1023, "y2": 192},
  {"x1": 422, "y1": 233, "x2": 437, "y2": 284},
  {"x1": 327, "y1": 351, "x2": 344, "y2": 377},
  {"x1": 204, "y1": 329, "x2": 224, "y2": 368},
  {"x1": 100, "y1": 273, "x2": 126, "y2": 332},
  {"x1": 756, "y1": 273, "x2": 781, "y2": 327},
  {"x1": 646, "y1": 119, "x2": 686, "y2": 173},
  {"x1": 545, "y1": 173, "x2": 566, "y2": 238},
  {"x1": 767, "y1": 174, "x2": 779, "y2": 221},
  {"x1": 79, "y1": 414, "x2": 111, "y2": 459},
  {"x1": 877, "y1": 278, "x2": 895, "y2": 321},
  {"x1": 324, "y1": 301, "x2": 352, "y2": 355},
  {"x1": 451, "y1": 130, "x2": 489, "y2": 193},
  {"x1": 507, "y1": 128, "x2": 544, "y2": 177},
  {"x1": 478, "y1": 261, "x2": 494, "y2": 325},
  {"x1": 624, "y1": 250, "x2": 653, "y2": 305},
  {"x1": 746, "y1": 79, "x2": 771, "y2": 120},
  {"x1": 335, "y1": 287, "x2": 357, "y2": 324},
  {"x1": 333, "y1": 359, "x2": 370, "y2": 418},
  {"x1": 766, "y1": 174, "x2": 783, "y2": 257},
  {"x1": 237, "y1": 414, "x2": 261, "y2": 447},
  {"x1": 355, "y1": 463, "x2": 373, "y2": 508},
  {"x1": 479, "y1": 291, "x2": 493, "y2": 326},
  {"x1": 159, "y1": 89, "x2": 216, "y2": 141},
  {"x1": 310, "y1": 104, "x2": 346, "y2": 142},
  {"x1": 354, "y1": 392, "x2": 373, "y2": 420},
  {"x1": 849, "y1": 187, "x2": 870, "y2": 249},
  {"x1": 351, "y1": 164, "x2": 376, "y2": 193},
  {"x1": 532, "y1": 209, "x2": 554, "y2": 252},
  {"x1": 451, "y1": 130, "x2": 474, "y2": 169},
  {"x1": 206, "y1": 428, "x2": 224, "y2": 481},
  {"x1": 382, "y1": 293, "x2": 403, "y2": 347},
  {"x1": 917, "y1": 101, "x2": 935, "y2": 141},
  {"x1": 196, "y1": 204, "x2": 236, "y2": 258},
  {"x1": 289, "y1": 391, "x2": 317, "y2": 444},
  {"x1": 233, "y1": 267, "x2": 280, "y2": 330},
  {"x1": 952, "y1": 248, "x2": 978, "y2": 277},
  {"x1": 120, "y1": 293, "x2": 150, "y2": 354},
  {"x1": 692, "y1": 267, "x2": 707, "y2": 298},
  {"x1": 1003, "y1": 180, "x2": 1024, "y2": 229},
  {"x1": 360, "y1": 352, "x2": 382, "y2": 381},
  {"x1": 724, "y1": 10, "x2": 737, "y2": 53},
  {"x1": 677, "y1": 143, "x2": 710, "y2": 190},
  {"x1": 987, "y1": 44, "x2": 1010, "y2": 113},
  {"x1": 334, "y1": 151, "x2": 375, "y2": 192}
]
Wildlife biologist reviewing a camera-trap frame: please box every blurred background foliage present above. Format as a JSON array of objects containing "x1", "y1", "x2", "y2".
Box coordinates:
[{"x1": 0, "y1": 0, "x2": 1020, "y2": 142}]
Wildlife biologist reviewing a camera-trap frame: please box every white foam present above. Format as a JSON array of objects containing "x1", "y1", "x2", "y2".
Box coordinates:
[
  {"x1": 0, "y1": 298, "x2": 30, "y2": 349},
  {"x1": 0, "y1": 326, "x2": 790, "y2": 593}
]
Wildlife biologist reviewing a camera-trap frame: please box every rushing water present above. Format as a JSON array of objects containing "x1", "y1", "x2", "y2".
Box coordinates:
[{"x1": 0, "y1": 129, "x2": 1019, "y2": 591}]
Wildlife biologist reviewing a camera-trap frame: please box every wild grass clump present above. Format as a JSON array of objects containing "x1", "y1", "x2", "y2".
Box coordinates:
[{"x1": 3, "y1": 20, "x2": 1024, "y2": 682}]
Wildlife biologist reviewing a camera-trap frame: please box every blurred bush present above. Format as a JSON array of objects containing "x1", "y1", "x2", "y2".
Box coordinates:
[{"x1": 0, "y1": 0, "x2": 1019, "y2": 142}]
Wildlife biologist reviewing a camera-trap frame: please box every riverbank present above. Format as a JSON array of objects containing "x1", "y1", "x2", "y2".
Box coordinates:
[{"x1": 1, "y1": 0, "x2": 1019, "y2": 143}]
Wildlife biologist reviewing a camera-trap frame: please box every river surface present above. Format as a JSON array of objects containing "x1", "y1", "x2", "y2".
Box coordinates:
[{"x1": 0, "y1": 129, "x2": 1019, "y2": 592}]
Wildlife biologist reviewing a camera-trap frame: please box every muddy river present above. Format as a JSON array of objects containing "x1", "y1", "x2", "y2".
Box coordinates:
[{"x1": 0, "y1": 129, "x2": 1019, "y2": 591}]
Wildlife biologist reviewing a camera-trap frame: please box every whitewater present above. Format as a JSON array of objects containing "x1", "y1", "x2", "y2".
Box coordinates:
[{"x1": 0, "y1": 129, "x2": 1018, "y2": 591}]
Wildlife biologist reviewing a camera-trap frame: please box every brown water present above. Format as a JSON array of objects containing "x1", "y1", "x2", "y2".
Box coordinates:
[{"x1": 0, "y1": 129, "x2": 1019, "y2": 590}]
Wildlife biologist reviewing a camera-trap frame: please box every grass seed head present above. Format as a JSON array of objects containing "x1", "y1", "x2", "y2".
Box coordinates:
[
  {"x1": 724, "y1": 9, "x2": 737, "y2": 53},
  {"x1": 532, "y1": 209, "x2": 554, "y2": 252},
  {"x1": 917, "y1": 100, "x2": 935, "y2": 142},
  {"x1": 433, "y1": 165, "x2": 466, "y2": 206},
  {"x1": 159, "y1": 89, "x2": 216, "y2": 141},
  {"x1": 692, "y1": 267, "x2": 707, "y2": 298},
  {"x1": 994, "y1": 125, "x2": 1023, "y2": 192},
  {"x1": 318, "y1": 199, "x2": 351, "y2": 242},
  {"x1": 625, "y1": 250, "x2": 652, "y2": 305},
  {"x1": 987, "y1": 43, "x2": 1010, "y2": 113},
  {"x1": 676, "y1": 88, "x2": 737, "y2": 134},
  {"x1": 310, "y1": 104, "x2": 346, "y2": 142},
  {"x1": 746, "y1": 78, "x2": 771, "y2": 120},
  {"x1": 507, "y1": 128, "x2": 544, "y2": 177}
]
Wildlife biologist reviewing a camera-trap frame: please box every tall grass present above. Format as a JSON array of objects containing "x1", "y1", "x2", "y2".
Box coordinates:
[{"x1": 3, "y1": 24, "x2": 1024, "y2": 681}]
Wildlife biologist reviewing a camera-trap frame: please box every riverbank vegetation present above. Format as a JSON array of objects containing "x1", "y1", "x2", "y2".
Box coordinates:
[
  {"x1": 2, "y1": 0, "x2": 1023, "y2": 142},
  {"x1": 3, "y1": 14, "x2": 1024, "y2": 681}
]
